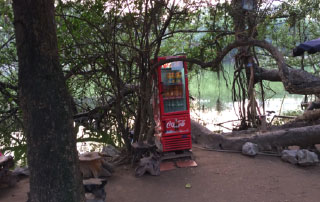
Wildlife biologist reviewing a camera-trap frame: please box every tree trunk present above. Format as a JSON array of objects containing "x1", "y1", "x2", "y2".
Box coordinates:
[
  {"x1": 12, "y1": 1, "x2": 85, "y2": 201},
  {"x1": 253, "y1": 66, "x2": 281, "y2": 83},
  {"x1": 191, "y1": 120, "x2": 320, "y2": 151}
]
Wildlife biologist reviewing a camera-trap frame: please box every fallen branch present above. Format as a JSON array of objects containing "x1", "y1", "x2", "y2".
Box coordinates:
[
  {"x1": 191, "y1": 119, "x2": 320, "y2": 152},
  {"x1": 296, "y1": 109, "x2": 320, "y2": 121}
]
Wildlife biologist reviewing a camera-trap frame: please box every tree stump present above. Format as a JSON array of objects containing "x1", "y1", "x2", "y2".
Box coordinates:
[
  {"x1": 0, "y1": 155, "x2": 17, "y2": 187},
  {"x1": 83, "y1": 178, "x2": 107, "y2": 202},
  {"x1": 131, "y1": 141, "x2": 156, "y2": 166},
  {"x1": 79, "y1": 152, "x2": 114, "y2": 179}
]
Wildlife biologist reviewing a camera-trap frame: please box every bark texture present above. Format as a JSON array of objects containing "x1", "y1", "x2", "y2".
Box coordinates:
[
  {"x1": 12, "y1": 0, "x2": 85, "y2": 201},
  {"x1": 296, "y1": 109, "x2": 320, "y2": 122}
]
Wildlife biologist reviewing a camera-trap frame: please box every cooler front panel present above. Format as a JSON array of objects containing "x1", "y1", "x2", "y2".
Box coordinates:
[
  {"x1": 161, "y1": 114, "x2": 191, "y2": 136},
  {"x1": 161, "y1": 134, "x2": 192, "y2": 152}
]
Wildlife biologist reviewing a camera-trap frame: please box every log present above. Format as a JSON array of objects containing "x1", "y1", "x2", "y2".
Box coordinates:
[
  {"x1": 207, "y1": 39, "x2": 320, "y2": 95},
  {"x1": 296, "y1": 109, "x2": 320, "y2": 121},
  {"x1": 191, "y1": 119, "x2": 320, "y2": 152},
  {"x1": 306, "y1": 101, "x2": 320, "y2": 110}
]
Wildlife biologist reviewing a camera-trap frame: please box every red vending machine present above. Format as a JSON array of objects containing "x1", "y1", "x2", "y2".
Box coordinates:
[{"x1": 152, "y1": 56, "x2": 192, "y2": 152}]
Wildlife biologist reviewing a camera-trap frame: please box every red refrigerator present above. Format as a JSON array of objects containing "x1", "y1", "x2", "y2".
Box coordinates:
[{"x1": 152, "y1": 56, "x2": 192, "y2": 152}]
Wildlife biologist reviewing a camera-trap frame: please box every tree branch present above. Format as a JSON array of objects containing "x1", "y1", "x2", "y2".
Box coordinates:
[
  {"x1": 0, "y1": 35, "x2": 15, "y2": 51},
  {"x1": 73, "y1": 84, "x2": 138, "y2": 124}
]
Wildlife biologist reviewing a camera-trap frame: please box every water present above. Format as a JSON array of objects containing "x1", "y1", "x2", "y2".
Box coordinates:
[
  {"x1": 190, "y1": 96, "x2": 304, "y2": 132},
  {"x1": 188, "y1": 68, "x2": 308, "y2": 132}
]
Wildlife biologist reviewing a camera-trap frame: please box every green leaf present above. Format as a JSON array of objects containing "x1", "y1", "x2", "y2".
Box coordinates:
[{"x1": 185, "y1": 183, "x2": 192, "y2": 189}]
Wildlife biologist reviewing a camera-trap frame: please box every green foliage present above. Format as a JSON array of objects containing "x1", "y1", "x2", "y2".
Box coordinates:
[
  {"x1": 0, "y1": 1, "x2": 25, "y2": 164},
  {"x1": 189, "y1": 66, "x2": 233, "y2": 109},
  {"x1": 271, "y1": 109, "x2": 303, "y2": 126},
  {"x1": 189, "y1": 67, "x2": 302, "y2": 111},
  {"x1": 282, "y1": 109, "x2": 303, "y2": 116},
  {"x1": 1, "y1": 0, "x2": 320, "y2": 159},
  {"x1": 55, "y1": 0, "x2": 199, "y2": 147}
]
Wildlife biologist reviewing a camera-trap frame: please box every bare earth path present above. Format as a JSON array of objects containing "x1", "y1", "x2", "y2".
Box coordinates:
[{"x1": 1, "y1": 145, "x2": 320, "y2": 202}]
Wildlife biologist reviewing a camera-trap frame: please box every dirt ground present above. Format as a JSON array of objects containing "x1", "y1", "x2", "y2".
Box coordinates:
[{"x1": 1, "y1": 145, "x2": 320, "y2": 202}]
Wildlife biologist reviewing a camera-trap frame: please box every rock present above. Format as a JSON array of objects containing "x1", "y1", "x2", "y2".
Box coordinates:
[
  {"x1": 296, "y1": 149, "x2": 319, "y2": 166},
  {"x1": 79, "y1": 152, "x2": 102, "y2": 161},
  {"x1": 281, "y1": 149, "x2": 319, "y2": 166},
  {"x1": 12, "y1": 167, "x2": 30, "y2": 177},
  {"x1": 281, "y1": 150, "x2": 298, "y2": 164},
  {"x1": 242, "y1": 142, "x2": 259, "y2": 156},
  {"x1": 85, "y1": 193, "x2": 104, "y2": 202},
  {"x1": 83, "y1": 178, "x2": 107, "y2": 202},
  {"x1": 101, "y1": 144, "x2": 120, "y2": 157}
]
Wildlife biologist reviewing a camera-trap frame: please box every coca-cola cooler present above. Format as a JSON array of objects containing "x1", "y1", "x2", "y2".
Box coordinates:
[{"x1": 152, "y1": 56, "x2": 192, "y2": 152}]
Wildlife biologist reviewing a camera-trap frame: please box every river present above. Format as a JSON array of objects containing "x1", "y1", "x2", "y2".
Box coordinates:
[
  {"x1": 190, "y1": 96, "x2": 305, "y2": 132},
  {"x1": 188, "y1": 69, "x2": 306, "y2": 132}
]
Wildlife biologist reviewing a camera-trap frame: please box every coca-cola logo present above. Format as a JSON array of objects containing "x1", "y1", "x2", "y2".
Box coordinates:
[{"x1": 166, "y1": 119, "x2": 186, "y2": 129}]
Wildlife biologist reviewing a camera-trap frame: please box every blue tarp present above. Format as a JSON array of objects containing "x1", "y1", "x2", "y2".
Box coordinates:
[{"x1": 293, "y1": 38, "x2": 320, "y2": 57}]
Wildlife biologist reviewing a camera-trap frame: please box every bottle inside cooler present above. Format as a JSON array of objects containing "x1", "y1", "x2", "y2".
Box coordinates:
[{"x1": 161, "y1": 62, "x2": 187, "y2": 113}]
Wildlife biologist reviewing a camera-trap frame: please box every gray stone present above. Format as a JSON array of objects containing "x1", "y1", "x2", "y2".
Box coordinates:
[
  {"x1": 281, "y1": 150, "x2": 298, "y2": 164},
  {"x1": 12, "y1": 167, "x2": 30, "y2": 177},
  {"x1": 101, "y1": 144, "x2": 120, "y2": 157},
  {"x1": 242, "y1": 142, "x2": 259, "y2": 156},
  {"x1": 84, "y1": 178, "x2": 107, "y2": 202},
  {"x1": 296, "y1": 149, "x2": 319, "y2": 166},
  {"x1": 281, "y1": 149, "x2": 319, "y2": 166}
]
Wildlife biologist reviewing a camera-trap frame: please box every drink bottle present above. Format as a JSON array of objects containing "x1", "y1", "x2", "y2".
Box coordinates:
[{"x1": 176, "y1": 72, "x2": 182, "y2": 84}]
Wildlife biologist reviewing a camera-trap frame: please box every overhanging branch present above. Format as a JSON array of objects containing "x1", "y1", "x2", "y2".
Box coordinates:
[
  {"x1": 73, "y1": 84, "x2": 138, "y2": 128},
  {"x1": 164, "y1": 39, "x2": 320, "y2": 95}
]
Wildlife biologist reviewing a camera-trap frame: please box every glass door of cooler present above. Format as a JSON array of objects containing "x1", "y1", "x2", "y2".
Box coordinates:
[{"x1": 160, "y1": 61, "x2": 187, "y2": 113}]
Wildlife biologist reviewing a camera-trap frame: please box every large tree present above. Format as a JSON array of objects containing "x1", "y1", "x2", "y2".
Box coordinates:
[{"x1": 12, "y1": 0, "x2": 84, "y2": 201}]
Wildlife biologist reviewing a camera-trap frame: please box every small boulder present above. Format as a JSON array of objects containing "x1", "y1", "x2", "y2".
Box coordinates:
[
  {"x1": 101, "y1": 145, "x2": 120, "y2": 157},
  {"x1": 83, "y1": 178, "x2": 107, "y2": 202},
  {"x1": 296, "y1": 149, "x2": 319, "y2": 166},
  {"x1": 12, "y1": 167, "x2": 30, "y2": 177},
  {"x1": 281, "y1": 149, "x2": 319, "y2": 166},
  {"x1": 242, "y1": 142, "x2": 259, "y2": 156},
  {"x1": 281, "y1": 150, "x2": 298, "y2": 164}
]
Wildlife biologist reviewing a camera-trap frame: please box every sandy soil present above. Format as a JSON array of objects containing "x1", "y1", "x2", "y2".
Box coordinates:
[
  {"x1": 0, "y1": 176, "x2": 29, "y2": 202},
  {"x1": 1, "y1": 145, "x2": 320, "y2": 202}
]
